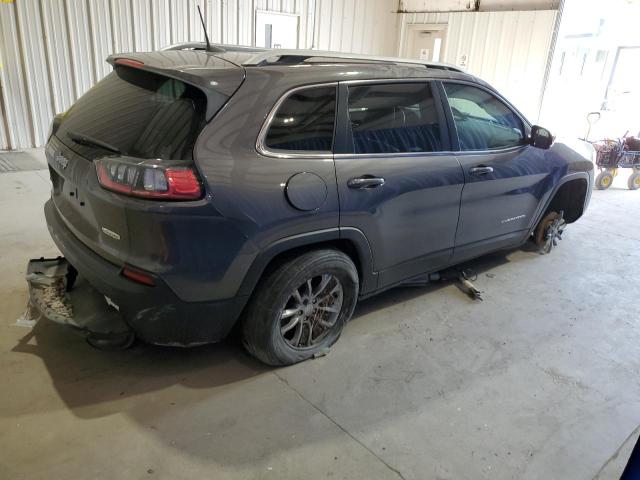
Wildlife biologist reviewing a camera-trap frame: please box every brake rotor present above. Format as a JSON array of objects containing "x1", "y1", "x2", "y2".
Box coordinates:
[{"x1": 535, "y1": 211, "x2": 566, "y2": 254}]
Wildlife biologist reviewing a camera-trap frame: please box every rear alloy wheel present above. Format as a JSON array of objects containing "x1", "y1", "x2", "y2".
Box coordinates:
[
  {"x1": 595, "y1": 170, "x2": 614, "y2": 190},
  {"x1": 535, "y1": 211, "x2": 566, "y2": 254},
  {"x1": 242, "y1": 250, "x2": 358, "y2": 366},
  {"x1": 279, "y1": 274, "x2": 344, "y2": 349},
  {"x1": 628, "y1": 171, "x2": 640, "y2": 190}
]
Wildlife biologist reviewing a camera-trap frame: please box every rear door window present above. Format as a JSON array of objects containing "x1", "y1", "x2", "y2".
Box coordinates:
[
  {"x1": 57, "y1": 66, "x2": 207, "y2": 161},
  {"x1": 264, "y1": 86, "x2": 337, "y2": 153},
  {"x1": 443, "y1": 83, "x2": 525, "y2": 151},
  {"x1": 347, "y1": 82, "x2": 444, "y2": 154}
]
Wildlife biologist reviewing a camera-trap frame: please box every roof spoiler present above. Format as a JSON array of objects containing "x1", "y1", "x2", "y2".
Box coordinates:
[{"x1": 107, "y1": 52, "x2": 245, "y2": 120}]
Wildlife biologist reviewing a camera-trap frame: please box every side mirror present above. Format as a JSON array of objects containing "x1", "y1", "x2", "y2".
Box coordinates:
[{"x1": 531, "y1": 125, "x2": 553, "y2": 149}]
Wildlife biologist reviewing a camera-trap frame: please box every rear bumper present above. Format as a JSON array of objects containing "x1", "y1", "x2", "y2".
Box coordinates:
[
  {"x1": 44, "y1": 199, "x2": 247, "y2": 346},
  {"x1": 26, "y1": 257, "x2": 132, "y2": 335}
]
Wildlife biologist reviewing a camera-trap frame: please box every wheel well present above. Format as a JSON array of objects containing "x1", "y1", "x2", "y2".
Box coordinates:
[
  {"x1": 544, "y1": 178, "x2": 588, "y2": 224},
  {"x1": 260, "y1": 240, "x2": 364, "y2": 285}
]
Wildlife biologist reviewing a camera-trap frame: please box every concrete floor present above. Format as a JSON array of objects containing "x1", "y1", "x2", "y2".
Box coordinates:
[{"x1": 1, "y1": 159, "x2": 639, "y2": 480}]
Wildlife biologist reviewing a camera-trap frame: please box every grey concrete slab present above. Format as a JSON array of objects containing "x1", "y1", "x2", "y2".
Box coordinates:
[
  {"x1": 1, "y1": 165, "x2": 639, "y2": 480},
  {"x1": 0, "y1": 148, "x2": 47, "y2": 172}
]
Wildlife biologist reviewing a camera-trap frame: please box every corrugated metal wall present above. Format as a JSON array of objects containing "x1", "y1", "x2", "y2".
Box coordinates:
[
  {"x1": 0, "y1": 0, "x2": 400, "y2": 150},
  {"x1": 315, "y1": 0, "x2": 399, "y2": 56},
  {"x1": 0, "y1": 0, "x2": 555, "y2": 150},
  {"x1": 399, "y1": 9, "x2": 557, "y2": 120}
]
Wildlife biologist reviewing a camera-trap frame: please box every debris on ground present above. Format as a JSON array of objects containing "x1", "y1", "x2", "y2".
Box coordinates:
[
  {"x1": 24, "y1": 258, "x2": 73, "y2": 325},
  {"x1": 313, "y1": 347, "x2": 330, "y2": 359},
  {"x1": 400, "y1": 267, "x2": 485, "y2": 302},
  {"x1": 457, "y1": 270, "x2": 483, "y2": 302}
]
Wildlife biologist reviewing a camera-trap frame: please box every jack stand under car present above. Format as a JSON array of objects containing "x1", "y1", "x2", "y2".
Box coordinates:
[{"x1": 24, "y1": 257, "x2": 135, "y2": 350}]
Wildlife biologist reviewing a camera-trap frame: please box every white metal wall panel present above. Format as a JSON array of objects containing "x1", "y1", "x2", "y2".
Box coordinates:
[
  {"x1": 41, "y1": 0, "x2": 75, "y2": 115},
  {"x1": 154, "y1": 0, "x2": 172, "y2": 49},
  {"x1": 0, "y1": 0, "x2": 484, "y2": 148},
  {"x1": 170, "y1": 0, "x2": 189, "y2": 44},
  {"x1": 66, "y1": 0, "x2": 96, "y2": 97},
  {"x1": 282, "y1": 0, "x2": 296, "y2": 13},
  {"x1": 315, "y1": 0, "x2": 332, "y2": 51},
  {"x1": 403, "y1": 11, "x2": 450, "y2": 23},
  {"x1": 0, "y1": 4, "x2": 31, "y2": 149},
  {"x1": 315, "y1": 0, "x2": 399, "y2": 55},
  {"x1": 90, "y1": 0, "x2": 115, "y2": 80},
  {"x1": 224, "y1": 0, "x2": 239, "y2": 44},
  {"x1": 300, "y1": 0, "x2": 315, "y2": 48},
  {"x1": 15, "y1": 0, "x2": 54, "y2": 147},
  {"x1": 111, "y1": 0, "x2": 135, "y2": 53},
  {"x1": 206, "y1": 0, "x2": 223, "y2": 44},
  {"x1": 237, "y1": 0, "x2": 253, "y2": 46},
  {"x1": 0, "y1": 0, "x2": 318, "y2": 149},
  {"x1": 340, "y1": 0, "x2": 355, "y2": 52},
  {"x1": 446, "y1": 10, "x2": 556, "y2": 119},
  {"x1": 189, "y1": 0, "x2": 207, "y2": 43},
  {"x1": 133, "y1": 0, "x2": 153, "y2": 52},
  {"x1": 0, "y1": 106, "x2": 7, "y2": 151},
  {"x1": 402, "y1": 9, "x2": 556, "y2": 120}
]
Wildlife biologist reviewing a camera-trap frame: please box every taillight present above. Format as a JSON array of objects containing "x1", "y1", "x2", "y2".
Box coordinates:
[
  {"x1": 114, "y1": 58, "x2": 145, "y2": 68},
  {"x1": 95, "y1": 157, "x2": 202, "y2": 200}
]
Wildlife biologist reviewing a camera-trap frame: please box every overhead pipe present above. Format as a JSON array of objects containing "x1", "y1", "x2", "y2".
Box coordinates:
[{"x1": 397, "y1": 0, "x2": 560, "y2": 12}]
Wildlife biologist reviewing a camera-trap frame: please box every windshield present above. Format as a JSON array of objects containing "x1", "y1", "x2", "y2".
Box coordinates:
[{"x1": 57, "y1": 66, "x2": 207, "y2": 161}]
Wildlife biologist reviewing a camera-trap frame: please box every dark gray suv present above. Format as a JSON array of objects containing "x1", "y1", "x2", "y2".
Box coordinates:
[{"x1": 40, "y1": 45, "x2": 593, "y2": 365}]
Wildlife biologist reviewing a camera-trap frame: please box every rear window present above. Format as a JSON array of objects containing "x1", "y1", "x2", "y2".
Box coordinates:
[
  {"x1": 264, "y1": 86, "x2": 336, "y2": 153},
  {"x1": 57, "y1": 66, "x2": 207, "y2": 161}
]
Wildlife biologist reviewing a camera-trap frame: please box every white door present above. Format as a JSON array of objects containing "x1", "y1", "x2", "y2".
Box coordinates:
[
  {"x1": 255, "y1": 11, "x2": 299, "y2": 49},
  {"x1": 406, "y1": 28, "x2": 447, "y2": 62}
]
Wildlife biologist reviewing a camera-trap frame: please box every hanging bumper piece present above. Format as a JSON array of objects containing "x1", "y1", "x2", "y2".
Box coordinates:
[{"x1": 24, "y1": 257, "x2": 134, "y2": 349}]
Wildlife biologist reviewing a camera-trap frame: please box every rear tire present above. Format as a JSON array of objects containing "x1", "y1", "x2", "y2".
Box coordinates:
[
  {"x1": 242, "y1": 250, "x2": 359, "y2": 366},
  {"x1": 595, "y1": 170, "x2": 614, "y2": 190},
  {"x1": 628, "y1": 171, "x2": 640, "y2": 190}
]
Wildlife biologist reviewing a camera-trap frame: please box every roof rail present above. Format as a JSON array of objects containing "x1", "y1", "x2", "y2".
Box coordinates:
[
  {"x1": 160, "y1": 42, "x2": 268, "y2": 53},
  {"x1": 241, "y1": 49, "x2": 463, "y2": 72}
]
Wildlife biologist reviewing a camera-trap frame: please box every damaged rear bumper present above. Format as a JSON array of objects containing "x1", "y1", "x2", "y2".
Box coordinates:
[
  {"x1": 25, "y1": 257, "x2": 132, "y2": 338},
  {"x1": 39, "y1": 200, "x2": 247, "y2": 346}
]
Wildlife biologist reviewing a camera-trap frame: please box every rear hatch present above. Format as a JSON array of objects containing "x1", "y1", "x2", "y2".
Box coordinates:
[{"x1": 46, "y1": 51, "x2": 244, "y2": 265}]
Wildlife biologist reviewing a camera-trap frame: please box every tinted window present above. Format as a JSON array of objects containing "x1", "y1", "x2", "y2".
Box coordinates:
[
  {"x1": 265, "y1": 86, "x2": 336, "y2": 152},
  {"x1": 57, "y1": 66, "x2": 207, "y2": 161},
  {"x1": 443, "y1": 83, "x2": 525, "y2": 151},
  {"x1": 347, "y1": 82, "x2": 443, "y2": 154}
]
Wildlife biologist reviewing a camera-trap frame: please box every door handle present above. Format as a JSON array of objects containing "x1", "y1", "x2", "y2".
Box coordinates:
[
  {"x1": 469, "y1": 166, "x2": 494, "y2": 176},
  {"x1": 347, "y1": 176, "x2": 386, "y2": 189}
]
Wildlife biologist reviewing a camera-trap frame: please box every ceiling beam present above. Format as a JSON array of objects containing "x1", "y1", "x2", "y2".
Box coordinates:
[{"x1": 397, "y1": 0, "x2": 560, "y2": 12}]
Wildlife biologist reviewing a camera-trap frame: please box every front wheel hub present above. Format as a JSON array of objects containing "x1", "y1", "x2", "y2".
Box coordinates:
[{"x1": 536, "y1": 211, "x2": 566, "y2": 254}]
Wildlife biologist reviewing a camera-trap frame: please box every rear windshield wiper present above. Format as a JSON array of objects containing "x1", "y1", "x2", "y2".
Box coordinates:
[{"x1": 67, "y1": 130, "x2": 121, "y2": 155}]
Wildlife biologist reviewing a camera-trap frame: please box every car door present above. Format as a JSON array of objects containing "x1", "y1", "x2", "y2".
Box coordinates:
[
  {"x1": 440, "y1": 81, "x2": 552, "y2": 262},
  {"x1": 334, "y1": 80, "x2": 465, "y2": 290}
]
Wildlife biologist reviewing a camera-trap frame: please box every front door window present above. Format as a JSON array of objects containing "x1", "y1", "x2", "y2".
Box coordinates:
[{"x1": 443, "y1": 83, "x2": 525, "y2": 151}]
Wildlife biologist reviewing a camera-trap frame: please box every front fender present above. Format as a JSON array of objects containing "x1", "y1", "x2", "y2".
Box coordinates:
[{"x1": 528, "y1": 171, "x2": 592, "y2": 234}]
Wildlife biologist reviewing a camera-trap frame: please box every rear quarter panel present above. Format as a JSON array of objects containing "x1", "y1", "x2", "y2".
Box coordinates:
[{"x1": 192, "y1": 70, "x2": 341, "y2": 301}]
